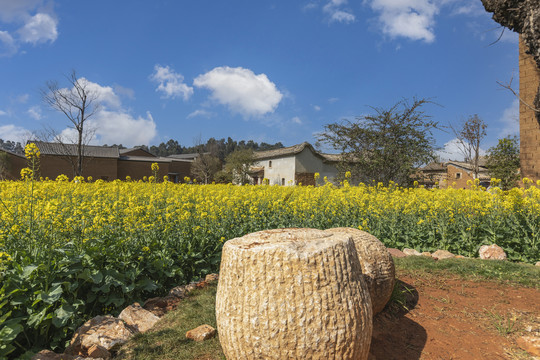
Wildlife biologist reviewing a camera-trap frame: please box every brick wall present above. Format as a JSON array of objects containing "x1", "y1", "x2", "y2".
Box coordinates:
[
  {"x1": 39, "y1": 155, "x2": 118, "y2": 180},
  {"x1": 118, "y1": 159, "x2": 170, "y2": 180},
  {"x1": 519, "y1": 36, "x2": 540, "y2": 181}
]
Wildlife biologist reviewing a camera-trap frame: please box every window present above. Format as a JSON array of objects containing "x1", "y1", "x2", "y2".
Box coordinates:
[
  {"x1": 269, "y1": 160, "x2": 272, "y2": 168},
  {"x1": 455, "y1": 173, "x2": 461, "y2": 179},
  {"x1": 281, "y1": 178, "x2": 285, "y2": 186}
]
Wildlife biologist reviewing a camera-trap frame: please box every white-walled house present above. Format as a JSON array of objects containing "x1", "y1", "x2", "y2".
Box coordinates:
[{"x1": 249, "y1": 142, "x2": 341, "y2": 186}]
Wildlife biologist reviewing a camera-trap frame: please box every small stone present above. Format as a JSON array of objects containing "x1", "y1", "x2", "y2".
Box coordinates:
[
  {"x1": 455, "y1": 255, "x2": 466, "y2": 259},
  {"x1": 118, "y1": 303, "x2": 160, "y2": 333},
  {"x1": 421, "y1": 252, "x2": 432, "y2": 257},
  {"x1": 479, "y1": 244, "x2": 507, "y2": 260},
  {"x1": 205, "y1": 273, "x2": 219, "y2": 282},
  {"x1": 535, "y1": 261, "x2": 540, "y2": 267},
  {"x1": 67, "y1": 315, "x2": 136, "y2": 355},
  {"x1": 387, "y1": 248, "x2": 406, "y2": 258},
  {"x1": 402, "y1": 248, "x2": 422, "y2": 256},
  {"x1": 143, "y1": 295, "x2": 182, "y2": 317},
  {"x1": 432, "y1": 250, "x2": 455, "y2": 260},
  {"x1": 87, "y1": 344, "x2": 111, "y2": 359},
  {"x1": 516, "y1": 335, "x2": 540, "y2": 357},
  {"x1": 186, "y1": 324, "x2": 216, "y2": 342},
  {"x1": 169, "y1": 285, "x2": 189, "y2": 298},
  {"x1": 31, "y1": 350, "x2": 74, "y2": 360}
]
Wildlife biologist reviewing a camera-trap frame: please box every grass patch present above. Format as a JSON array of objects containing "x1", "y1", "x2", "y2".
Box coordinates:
[
  {"x1": 115, "y1": 283, "x2": 225, "y2": 360},
  {"x1": 394, "y1": 256, "x2": 540, "y2": 289}
]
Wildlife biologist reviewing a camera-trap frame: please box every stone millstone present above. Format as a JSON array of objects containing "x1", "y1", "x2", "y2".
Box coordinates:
[
  {"x1": 325, "y1": 227, "x2": 395, "y2": 314},
  {"x1": 216, "y1": 228, "x2": 373, "y2": 360}
]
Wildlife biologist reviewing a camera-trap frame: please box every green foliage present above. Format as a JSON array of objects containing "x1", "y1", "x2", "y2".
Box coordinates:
[
  {"x1": 318, "y1": 97, "x2": 439, "y2": 186},
  {"x1": 486, "y1": 136, "x2": 520, "y2": 190},
  {"x1": 224, "y1": 149, "x2": 256, "y2": 184}
]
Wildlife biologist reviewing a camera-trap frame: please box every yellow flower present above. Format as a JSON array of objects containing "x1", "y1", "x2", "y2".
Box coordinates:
[
  {"x1": 151, "y1": 162, "x2": 159, "y2": 172},
  {"x1": 24, "y1": 142, "x2": 40, "y2": 159}
]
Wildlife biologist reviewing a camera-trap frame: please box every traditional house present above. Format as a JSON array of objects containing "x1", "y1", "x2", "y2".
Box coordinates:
[
  {"x1": 3, "y1": 141, "x2": 193, "y2": 182},
  {"x1": 418, "y1": 158, "x2": 491, "y2": 188},
  {"x1": 0, "y1": 148, "x2": 26, "y2": 180},
  {"x1": 250, "y1": 142, "x2": 340, "y2": 186}
]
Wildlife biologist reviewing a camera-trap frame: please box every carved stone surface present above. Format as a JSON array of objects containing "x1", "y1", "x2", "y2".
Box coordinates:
[
  {"x1": 216, "y1": 228, "x2": 373, "y2": 360},
  {"x1": 326, "y1": 228, "x2": 395, "y2": 314}
]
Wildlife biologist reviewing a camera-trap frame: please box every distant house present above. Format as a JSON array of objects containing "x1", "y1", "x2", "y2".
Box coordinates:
[
  {"x1": 3, "y1": 141, "x2": 193, "y2": 182},
  {"x1": 418, "y1": 158, "x2": 491, "y2": 188},
  {"x1": 250, "y1": 142, "x2": 341, "y2": 186},
  {"x1": 0, "y1": 148, "x2": 26, "y2": 180}
]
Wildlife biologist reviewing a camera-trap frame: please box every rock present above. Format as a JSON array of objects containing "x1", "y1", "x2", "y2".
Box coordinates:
[
  {"x1": 143, "y1": 295, "x2": 182, "y2": 317},
  {"x1": 216, "y1": 228, "x2": 373, "y2": 360},
  {"x1": 387, "y1": 248, "x2": 407, "y2": 258},
  {"x1": 195, "y1": 280, "x2": 209, "y2": 289},
  {"x1": 403, "y1": 248, "x2": 422, "y2": 256},
  {"x1": 205, "y1": 273, "x2": 219, "y2": 282},
  {"x1": 87, "y1": 344, "x2": 111, "y2": 359},
  {"x1": 168, "y1": 285, "x2": 189, "y2": 298},
  {"x1": 455, "y1": 255, "x2": 466, "y2": 259},
  {"x1": 432, "y1": 250, "x2": 455, "y2": 260},
  {"x1": 479, "y1": 244, "x2": 507, "y2": 260},
  {"x1": 186, "y1": 324, "x2": 216, "y2": 341},
  {"x1": 536, "y1": 261, "x2": 540, "y2": 267},
  {"x1": 118, "y1": 303, "x2": 160, "y2": 333},
  {"x1": 31, "y1": 350, "x2": 74, "y2": 360},
  {"x1": 516, "y1": 335, "x2": 540, "y2": 357},
  {"x1": 66, "y1": 315, "x2": 136, "y2": 355},
  {"x1": 326, "y1": 227, "x2": 395, "y2": 314},
  {"x1": 421, "y1": 252, "x2": 432, "y2": 257}
]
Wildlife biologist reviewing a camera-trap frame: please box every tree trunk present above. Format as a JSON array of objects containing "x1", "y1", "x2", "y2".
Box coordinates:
[{"x1": 216, "y1": 228, "x2": 373, "y2": 360}]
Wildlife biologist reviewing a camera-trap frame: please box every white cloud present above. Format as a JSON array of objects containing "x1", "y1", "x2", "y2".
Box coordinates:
[
  {"x1": 18, "y1": 12, "x2": 58, "y2": 44},
  {"x1": 0, "y1": 0, "x2": 42, "y2": 22},
  {"x1": 313, "y1": 105, "x2": 321, "y2": 111},
  {"x1": 328, "y1": 97, "x2": 339, "y2": 103},
  {"x1": 0, "y1": 124, "x2": 31, "y2": 143},
  {"x1": 368, "y1": 0, "x2": 439, "y2": 43},
  {"x1": 0, "y1": 110, "x2": 6, "y2": 116},
  {"x1": 437, "y1": 138, "x2": 486, "y2": 162},
  {"x1": 292, "y1": 116, "x2": 302, "y2": 124},
  {"x1": 498, "y1": 99, "x2": 519, "y2": 138},
  {"x1": 0, "y1": 31, "x2": 17, "y2": 57},
  {"x1": 194, "y1": 66, "x2": 283, "y2": 118},
  {"x1": 0, "y1": 0, "x2": 58, "y2": 56},
  {"x1": 323, "y1": 0, "x2": 356, "y2": 24},
  {"x1": 55, "y1": 78, "x2": 157, "y2": 147},
  {"x1": 16, "y1": 94, "x2": 29, "y2": 103},
  {"x1": 27, "y1": 105, "x2": 42, "y2": 120},
  {"x1": 91, "y1": 110, "x2": 157, "y2": 146},
  {"x1": 150, "y1": 65, "x2": 193, "y2": 100},
  {"x1": 187, "y1": 109, "x2": 215, "y2": 119}
]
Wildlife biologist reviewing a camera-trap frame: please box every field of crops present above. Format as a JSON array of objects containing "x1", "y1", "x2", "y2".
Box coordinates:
[{"x1": 1, "y1": 168, "x2": 540, "y2": 357}]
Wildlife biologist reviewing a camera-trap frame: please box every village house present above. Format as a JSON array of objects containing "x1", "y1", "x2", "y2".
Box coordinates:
[
  {"x1": 418, "y1": 158, "x2": 491, "y2": 188},
  {"x1": 0, "y1": 141, "x2": 193, "y2": 182},
  {"x1": 249, "y1": 142, "x2": 341, "y2": 186}
]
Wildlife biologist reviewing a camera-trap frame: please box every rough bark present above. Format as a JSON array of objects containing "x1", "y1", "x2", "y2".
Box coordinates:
[
  {"x1": 216, "y1": 228, "x2": 373, "y2": 360},
  {"x1": 325, "y1": 227, "x2": 395, "y2": 314}
]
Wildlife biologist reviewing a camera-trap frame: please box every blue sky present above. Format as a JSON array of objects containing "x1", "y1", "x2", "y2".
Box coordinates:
[{"x1": 0, "y1": 0, "x2": 519, "y2": 159}]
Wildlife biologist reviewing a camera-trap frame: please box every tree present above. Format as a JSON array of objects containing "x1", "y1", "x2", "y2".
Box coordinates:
[
  {"x1": 41, "y1": 70, "x2": 100, "y2": 177},
  {"x1": 486, "y1": 136, "x2": 520, "y2": 190},
  {"x1": 225, "y1": 149, "x2": 256, "y2": 185},
  {"x1": 191, "y1": 153, "x2": 222, "y2": 184},
  {"x1": 317, "y1": 98, "x2": 438, "y2": 186},
  {"x1": 450, "y1": 114, "x2": 487, "y2": 179}
]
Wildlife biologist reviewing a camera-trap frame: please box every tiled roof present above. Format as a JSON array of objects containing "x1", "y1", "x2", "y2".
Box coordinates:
[
  {"x1": 119, "y1": 147, "x2": 156, "y2": 157},
  {"x1": 32, "y1": 141, "x2": 119, "y2": 158},
  {"x1": 119, "y1": 155, "x2": 172, "y2": 163},
  {"x1": 168, "y1": 153, "x2": 202, "y2": 160},
  {"x1": 254, "y1": 142, "x2": 341, "y2": 162},
  {"x1": 0, "y1": 148, "x2": 25, "y2": 158}
]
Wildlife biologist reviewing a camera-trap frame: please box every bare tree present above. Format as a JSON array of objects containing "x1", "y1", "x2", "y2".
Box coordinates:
[
  {"x1": 41, "y1": 70, "x2": 100, "y2": 177},
  {"x1": 450, "y1": 115, "x2": 487, "y2": 179}
]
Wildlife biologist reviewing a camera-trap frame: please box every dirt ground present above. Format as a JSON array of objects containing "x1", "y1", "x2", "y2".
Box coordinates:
[{"x1": 370, "y1": 274, "x2": 540, "y2": 360}]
